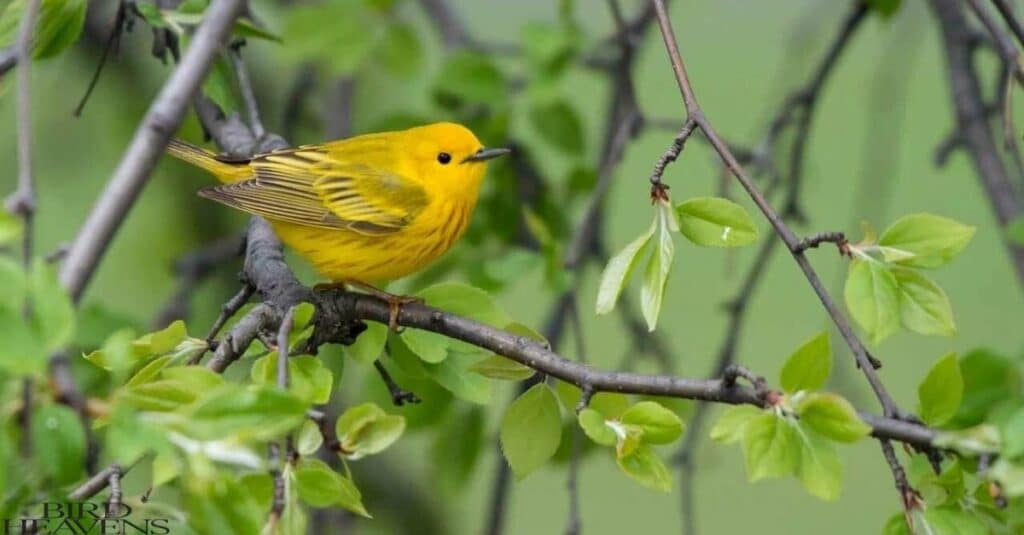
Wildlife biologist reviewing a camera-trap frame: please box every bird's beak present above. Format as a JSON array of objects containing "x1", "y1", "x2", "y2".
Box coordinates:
[{"x1": 462, "y1": 147, "x2": 511, "y2": 163}]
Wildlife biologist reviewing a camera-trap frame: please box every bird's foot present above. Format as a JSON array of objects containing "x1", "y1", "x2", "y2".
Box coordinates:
[{"x1": 344, "y1": 280, "x2": 422, "y2": 331}]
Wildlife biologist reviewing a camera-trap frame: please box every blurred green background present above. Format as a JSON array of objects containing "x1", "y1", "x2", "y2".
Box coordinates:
[{"x1": 2, "y1": 0, "x2": 1022, "y2": 533}]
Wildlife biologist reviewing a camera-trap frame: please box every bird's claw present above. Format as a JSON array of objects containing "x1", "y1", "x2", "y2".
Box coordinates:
[{"x1": 386, "y1": 295, "x2": 423, "y2": 332}]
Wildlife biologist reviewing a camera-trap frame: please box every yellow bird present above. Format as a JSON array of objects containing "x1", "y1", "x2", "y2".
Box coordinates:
[{"x1": 166, "y1": 122, "x2": 509, "y2": 328}]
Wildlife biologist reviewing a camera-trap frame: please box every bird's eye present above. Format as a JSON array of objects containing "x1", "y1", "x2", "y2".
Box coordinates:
[{"x1": 437, "y1": 152, "x2": 452, "y2": 165}]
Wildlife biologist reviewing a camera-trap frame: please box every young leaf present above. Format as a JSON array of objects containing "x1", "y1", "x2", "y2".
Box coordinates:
[
  {"x1": 294, "y1": 458, "x2": 371, "y2": 517},
  {"x1": 595, "y1": 219, "x2": 655, "y2": 315},
  {"x1": 878, "y1": 213, "x2": 975, "y2": 268},
  {"x1": 844, "y1": 259, "x2": 900, "y2": 344},
  {"x1": 0, "y1": 0, "x2": 87, "y2": 59},
  {"x1": 742, "y1": 413, "x2": 799, "y2": 482},
  {"x1": 335, "y1": 402, "x2": 406, "y2": 460},
  {"x1": 469, "y1": 355, "x2": 535, "y2": 381},
  {"x1": 641, "y1": 203, "x2": 675, "y2": 331},
  {"x1": 619, "y1": 401, "x2": 685, "y2": 444},
  {"x1": 0, "y1": 209, "x2": 22, "y2": 247},
  {"x1": 794, "y1": 426, "x2": 842, "y2": 501},
  {"x1": 0, "y1": 306, "x2": 45, "y2": 376},
  {"x1": 709, "y1": 405, "x2": 764, "y2": 444},
  {"x1": 251, "y1": 354, "x2": 333, "y2": 404},
  {"x1": 345, "y1": 321, "x2": 388, "y2": 365},
  {"x1": 795, "y1": 393, "x2": 871, "y2": 443},
  {"x1": 179, "y1": 385, "x2": 309, "y2": 442},
  {"x1": 500, "y1": 383, "x2": 562, "y2": 479},
  {"x1": 893, "y1": 268, "x2": 956, "y2": 337},
  {"x1": 578, "y1": 408, "x2": 617, "y2": 446},
  {"x1": 779, "y1": 331, "x2": 831, "y2": 393},
  {"x1": 423, "y1": 352, "x2": 492, "y2": 404},
  {"x1": 0, "y1": 255, "x2": 26, "y2": 310},
  {"x1": 400, "y1": 329, "x2": 450, "y2": 363},
  {"x1": 31, "y1": 404, "x2": 85, "y2": 485},
  {"x1": 952, "y1": 349, "x2": 1020, "y2": 427},
  {"x1": 616, "y1": 444, "x2": 672, "y2": 492},
  {"x1": 918, "y1": 353, "x2": 963, "y2": 426},
  {"x1": 433, "y1": 51, "x2": 506, "y2": 105},
  {"x1": 529, "y1": 99, "x2": 585, "y2": 155},
  {"x1": 295, "y1": 420, "x2": 323, "y2": 457},
  {"x1": 29, "y1": 259, "x2": 75, "y2": 350},
  {"x1": 675, "y1": 197, "x2": 759, "y2": 247}
]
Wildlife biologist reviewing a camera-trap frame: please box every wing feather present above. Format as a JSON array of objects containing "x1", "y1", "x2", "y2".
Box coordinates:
[{"x1": 197, "y1": 141, "x2": 429, "y2": 236}]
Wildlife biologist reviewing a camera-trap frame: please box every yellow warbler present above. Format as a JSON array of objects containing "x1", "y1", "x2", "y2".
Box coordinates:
[{"x1": 166, "y1": 122, "x2": 509, "y2": 327}]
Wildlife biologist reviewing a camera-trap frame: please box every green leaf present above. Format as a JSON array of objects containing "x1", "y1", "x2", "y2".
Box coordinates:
[
  {"x1": 433, "y1": 51, "x2": 506, "y2": 105},
  {"x1": 431, "y1": 405, "x2": 485, "y2": 489},
  {"x1": 918, "y1": 353, "x2": 963, "y2": 426},
  {"x1": 595, "y1": 219, "x2": 655, "y2": 315},
  {"x1": 933, "y1": 425, "x2": 1000, "y2": 456},
  {"x1": 178, "y1": 384, "x2": 309, "y2": 442},
  {"x1": 990, "y1": 458, "x2": 1024, "y2": 496},
  {"x1": 251, "y1": 354, "x2": 333, "y2": 404},
  {"x1": 1007, "y1": 215, "x2": 1024, "y2": 246},
  {"x1": 779, "y1": 331, "x2": 831, "y2": 393},
  {"x1": 520, "y1": 20, "x2": 578, "y2": 76},
  {"x1": 295, "y1": 420, "x2": 323, "y2": 457},
  {"x1": 29, "y1": 259, "x2": 75, "y2": 350},
  {"x1": 0, "y1": 0, "x2": 87, "y2": 59},
  {"x1": 794, "y1": 425, "x2": 842, "y2": 501},
  {"x1": 346, "y1": 321, "x2": 388, "y2": 365},
  {"x1": 136, "y1": 320, "x2": 188, "y2": 355},
  {"x1": 709, "y1": 405, "x2": 764, "y2": 444},
  {"x1": 233, "y1": 17, "x2": 281, "y2": 42},
  {"x1": 0, "y1": 305, "x2": 45, "y2": 375},
  {"x1": 1001, "y1": 406, "x2": 1024, "y2": 458},
  {"x1": 0, "y1": 210, "x2": 21, "y2": 247},
  {"x1": 620, "y1": 401, "x2": 684, "y2": 444},
  {"x1": 415, "y1": 282, "x2": 509, "y2": 327},
  {"x1": 116, "y1": 364, "x2": 225, "y2": 412},
  {"x1": 335, "y1": 402, "x2": 405, "y2": 460},
  {"x1": 878, "y1": 213, "x2": 975, "y2": 268},
  {"x1": 616, "y1": 444, "x2": 671, "y2": 492},
  {"x1": 529, "y1": 99, "x2": 584, "y2": 155},
  {"x1": 399, "y1": 328, "x2": 449, "y2": 363},
  {"x1": 578, "y1": 408, "x2": 617, "y2": 446},
  {"x1": 641, "y1": 202, "x2": 675, "y2": 331},
  {"x1": 893, "y1": 268, "x2": 956, "y2": 337},
  {"x1": 742, "y1": 413, "x2": 799, "y2": 482},
  {"x1": 469, "y1": 355, "x2": 534, "y2": 380},
  {"x1": 31, "y1": 403, "x2": 85, "y2": 485},
  {"x1": 500, "y1": 383, "x2": 562, "y2": 479},
  {"x1": 202, "y1": 55, "x2": 237, "y2": 112},
  {"x1": 866, "y1": 0, "x2": 902, "y2": 17},
  {"x1": 795, "y1": 393, "x2": 871, "y2": 443},
  {"x1": 423, "y1": 352, "x2": 492, "y2": 404},
  {"x1": 844, "y1": 259, "x2": 900, "y2": 344},
  {"x1": 675, "y1": 197, "x2": 759, "y2": 247},
  {"x1": 281, "y1": 1, "x2": 375, "y2": 76},
  {"x1": 294, "y1": 458, "x2": 370, "y2": 517},
  {"x1": 952, "y1": 349, "x2": 1021, "y2": 427},
  {"x1": 377, "y1": 22, "x2": 421, "y2": 77}
]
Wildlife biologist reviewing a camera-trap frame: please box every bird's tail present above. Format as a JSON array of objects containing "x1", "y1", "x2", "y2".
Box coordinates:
[{"x1": 166, "y1": 139, "x2": 250, "y2": 183}]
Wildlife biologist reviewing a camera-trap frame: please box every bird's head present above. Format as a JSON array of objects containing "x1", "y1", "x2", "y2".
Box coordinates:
[{"x1": 402, "y1": 122, "x2": 509, "y2": 199}]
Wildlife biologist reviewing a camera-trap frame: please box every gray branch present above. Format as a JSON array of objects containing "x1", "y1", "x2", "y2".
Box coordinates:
[{"x1": 58, "y1": 0, "x2": 246, "y2": 303}]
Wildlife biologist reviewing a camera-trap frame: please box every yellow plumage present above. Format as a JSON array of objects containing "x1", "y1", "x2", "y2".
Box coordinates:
[{"x1": 166, "y1": 122, "x2": 507, "y2": 285}]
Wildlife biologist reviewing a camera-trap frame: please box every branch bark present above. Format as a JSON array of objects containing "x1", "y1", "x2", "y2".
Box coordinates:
[
  {"x1": 932, "y1": 0, "x2": 1024, "y2": 286},
  {"x1": 58, "y1": 0, "x2": 246, "y2": 303}
]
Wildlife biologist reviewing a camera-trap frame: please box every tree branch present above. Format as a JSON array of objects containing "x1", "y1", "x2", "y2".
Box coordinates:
[
  {"x1": 933, "y1": 0, "x2": 1024, "y2": 286},
  {"x1": 58, "y1": 0, "x2": 246, "y2": 303}
]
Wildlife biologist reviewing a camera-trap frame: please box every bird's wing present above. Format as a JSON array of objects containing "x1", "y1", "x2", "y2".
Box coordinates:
[{"x1": 198, "y1": 145, "x2": 430, "y2": 236}]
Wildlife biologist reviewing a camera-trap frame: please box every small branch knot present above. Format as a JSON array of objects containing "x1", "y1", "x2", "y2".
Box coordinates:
[{"x1": 792, "y1": 231, "x2": 849, "y2": 256}]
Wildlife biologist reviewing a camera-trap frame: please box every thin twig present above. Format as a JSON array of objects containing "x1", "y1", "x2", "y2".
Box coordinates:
[
  {"x1": 74, "y1": 1, "x2": 129, "y2": 117},
  {"x1": 373, "y1": 360, "x2": 420, "y2": 406},
  {"x1": 105, "y1": 464, "x2": 123, "y2": 519},
  {"x1": 8, "y1": 0, "x2": 42, "y2": 463},
  {"x1": 204, "y1": 282, "x2": 254, "y2": 343},
  {"x1": 650, "y1": 0, "x2": 914, "y2": 512},
  {"x1": 991, "y1": 0, "x2": 1024, "y2": 49},
  {"x1": 230, "y1": 41, "x2": 265, "y2": 139},
  {"x1": 933, "y1": 0, "x2": 1024, "y2": 285}
]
